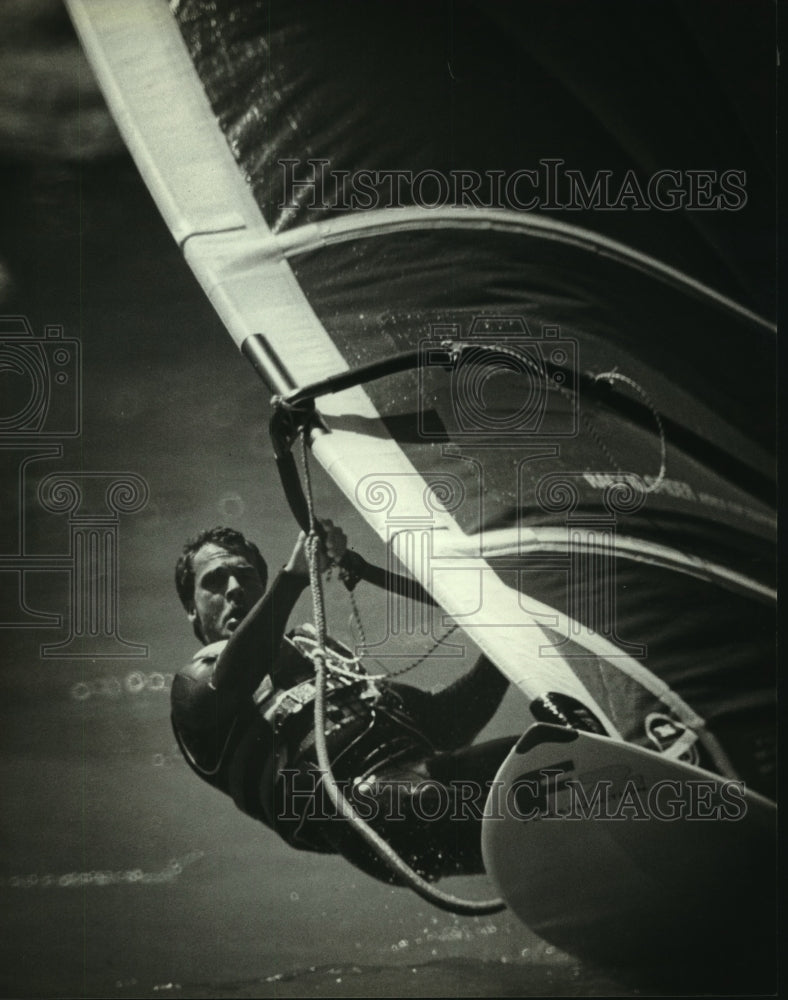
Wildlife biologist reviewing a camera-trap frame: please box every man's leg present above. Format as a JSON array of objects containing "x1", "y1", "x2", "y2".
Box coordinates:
[{"x1": 322, "y1": 736, "x2": 517, "y2": 884}]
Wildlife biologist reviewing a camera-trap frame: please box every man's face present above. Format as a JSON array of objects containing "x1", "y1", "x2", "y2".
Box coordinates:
[{"x1": 187, "y1": 543, "x2": 266, "y2": 644}]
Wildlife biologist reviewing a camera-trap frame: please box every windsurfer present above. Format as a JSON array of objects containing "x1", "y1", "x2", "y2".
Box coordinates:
[{"x1": 171, "y1": 523, "x2": 514, "y2": 884}]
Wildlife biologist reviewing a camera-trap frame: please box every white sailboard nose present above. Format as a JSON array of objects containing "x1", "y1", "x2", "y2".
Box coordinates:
[{"x1": 481, "y1": 723, "x2": 776, "y2": 968}]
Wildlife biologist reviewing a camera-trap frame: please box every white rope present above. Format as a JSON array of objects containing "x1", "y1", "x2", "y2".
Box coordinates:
[
  {"x1": 299, "y1": 434, "x2": 505, "y2": 916},
  {"x1": 594, "y1": 369, "x2": 667, "y2": 491}
]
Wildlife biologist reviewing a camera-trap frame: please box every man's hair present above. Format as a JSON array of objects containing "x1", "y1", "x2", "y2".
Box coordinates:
[{"x1": 175, "y1": 526, "x2": 268, "y2": 610}]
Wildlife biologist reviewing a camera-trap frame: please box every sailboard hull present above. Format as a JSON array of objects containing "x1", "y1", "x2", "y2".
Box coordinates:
[{"x1": 481, "y1": 723, "x2": 776, "y2": 970}]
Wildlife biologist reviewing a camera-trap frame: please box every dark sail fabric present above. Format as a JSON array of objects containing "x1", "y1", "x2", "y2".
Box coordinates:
[
  {"x1": 170, "y1": 0, "x2": 776, "y2": 795},
  {"x1": 173, "y1": 0, "x2": 775, "y2": 316}
]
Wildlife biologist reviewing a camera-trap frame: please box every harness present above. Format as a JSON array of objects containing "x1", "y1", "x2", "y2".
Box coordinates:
[
  {"x1": 222, "y1": 629, "x2": 427, "y2": 838},
  {"x1": 256, "y1": 630, "x2": 378, "y2": 737}
]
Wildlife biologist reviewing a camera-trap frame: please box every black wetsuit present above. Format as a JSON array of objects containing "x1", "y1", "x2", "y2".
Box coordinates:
[{"x1": 171, "y1": 569, "x2": 513, "y2": 883}]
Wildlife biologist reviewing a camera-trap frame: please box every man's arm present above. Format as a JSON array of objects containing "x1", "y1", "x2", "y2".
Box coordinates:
[
  {"x1": 212, "y1": 522, "x2": 347, "y2": 697},
  {"x1": 211, "y1": 566, "x2": 308, "y2": 695},
  {"x1": 393, "y1": 655, "x2": 510, "y2": 752},
  {"x1": 172, "y1": 560, "x2": 309, "y2": 751},
  {"x1": 431, "y1": 655, "x2": 509, "y2": 749}
]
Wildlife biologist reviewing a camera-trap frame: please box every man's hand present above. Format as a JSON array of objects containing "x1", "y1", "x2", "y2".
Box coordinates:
[{"x1": 285, "y1": 519, "x2": 348, "y2": 578}]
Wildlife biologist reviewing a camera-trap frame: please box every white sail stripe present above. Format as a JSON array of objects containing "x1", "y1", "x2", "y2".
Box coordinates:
[
  {"x1": 389, "y1": 529, "x2": 708, "y2": 731},
  {"x1": 272, "y1": 209, "x2": 775, "y2": 334},
  {"x1": 435, "y1": 526, "x2": 776, "y2": 602},
  {"x1": 67, "y1": 0, "x2": 736, "y2": 750},
  {"x1": 311, "y1": 428, "x2": 628, "y2": 733}
]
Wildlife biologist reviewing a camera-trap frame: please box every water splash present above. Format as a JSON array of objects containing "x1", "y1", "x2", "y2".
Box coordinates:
[{"x1": 2, "y1": 850, "x2": 204, "y2": 889}]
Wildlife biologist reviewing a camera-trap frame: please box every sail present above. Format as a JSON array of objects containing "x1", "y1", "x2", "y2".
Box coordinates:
[{"x1": 65, "y1": 0, "x2": 775, "y2": 799}]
